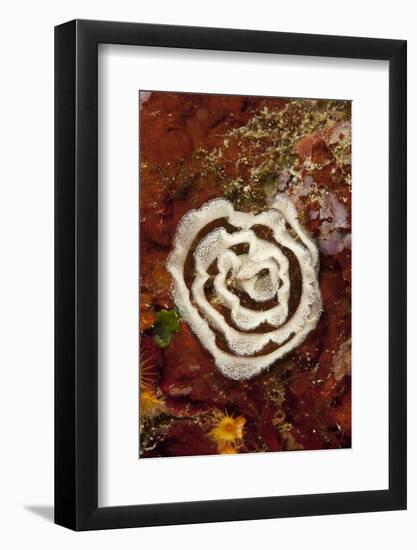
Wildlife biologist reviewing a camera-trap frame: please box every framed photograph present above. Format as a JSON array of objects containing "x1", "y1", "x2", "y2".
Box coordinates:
[{"x1": 55, "y1": 19, "x2": 407, "y2": 530}]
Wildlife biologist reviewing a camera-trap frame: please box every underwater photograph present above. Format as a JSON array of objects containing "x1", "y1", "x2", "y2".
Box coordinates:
[{"x1": 139, "y1": 91, "x2": 351, "y2": 458}]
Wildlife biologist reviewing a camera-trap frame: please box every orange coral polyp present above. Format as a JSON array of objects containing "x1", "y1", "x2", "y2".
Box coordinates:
[
  {"x1": 209, "y1": 414, "x2": 246, "y2": 444},
  {"x1": 140, "y1": 389, "x2": 164, "y2": 419},
  {"x1": 218, "y1": 442, "x2": 239, "y2": 454}
]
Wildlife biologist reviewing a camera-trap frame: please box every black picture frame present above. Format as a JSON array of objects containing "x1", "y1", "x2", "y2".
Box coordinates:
[{"x1": 55, "y1": 19, "x2": 407, "y2": 531}]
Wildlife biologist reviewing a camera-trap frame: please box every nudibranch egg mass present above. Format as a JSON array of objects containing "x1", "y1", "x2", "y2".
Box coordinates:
[{"x1": 166, "y1": 195, "x2": 322, "y2": 380}]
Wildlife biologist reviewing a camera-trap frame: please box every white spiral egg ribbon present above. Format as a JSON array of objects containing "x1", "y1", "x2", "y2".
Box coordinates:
[{"x1": 166, "y1": 195, "x2": 322, "y2": 380}]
